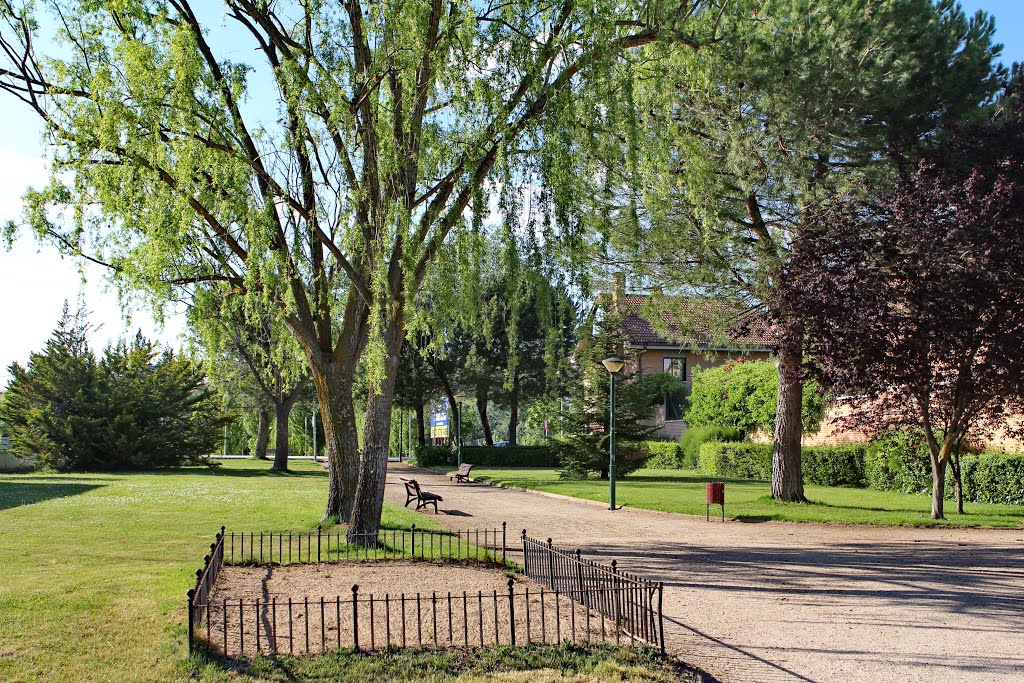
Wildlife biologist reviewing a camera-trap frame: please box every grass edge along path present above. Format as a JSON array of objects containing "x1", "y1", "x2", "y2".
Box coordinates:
[
  {"x1": 461, "y1": 467, "x2": 1024, "y2": 528},
  {"x1": 187, "y1": 643, "x2": 697, "y2": 683}
]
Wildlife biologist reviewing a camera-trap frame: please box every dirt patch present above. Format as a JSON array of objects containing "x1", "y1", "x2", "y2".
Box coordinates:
[
  {"x1": 197, "y1": 561, "x2": 618, "y2": 657},
  {"x1": 212, "y1": 560, "x2": 512, "y2": 601}
]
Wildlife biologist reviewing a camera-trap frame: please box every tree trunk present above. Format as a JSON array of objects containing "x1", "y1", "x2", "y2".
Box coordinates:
[
  {"x1": 508, "y1": 373, "x2": 520, "y2": 446},
  {"x1": 254, "y1": 407, "x2": 270, "y2": 459},
  {"x1": 348, "y1": 312, "x2": 406, "y2": 543},
  {"x1": 443, "y1": 385, "x2": 458, "y2": 441},
  {"x1": 310, "y1": 361, "x2": 361, "y2": 523},
  {"x1": 477, "y1": 390, "x2": 493, "y2": 446},
  {"x1": 950, "y1": 451, "x2": 964, "y2": 515},
  {"x1": 771, "y1": 329, "x2": 806, "y2": 502},
  {"x1": 415, "y1": 402, "x2": 426, "y2": 446},
  {"x1": 272, "y1": 397, "x2": 295, "y2": 471},
  {"x1": 931, "y1": 456, "x2": 948, "y2": 520}
]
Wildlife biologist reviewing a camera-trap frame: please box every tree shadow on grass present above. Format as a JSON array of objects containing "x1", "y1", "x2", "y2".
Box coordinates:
[
  {"x1": 781, "y1": 497, "x2": 1022, "y2": 523},
  {"x1": 136, "y1": 466, "x2": 327, "y2": 479},
  {"x1": 0, "y1": 481, "x2": 104, "y2": 511}
]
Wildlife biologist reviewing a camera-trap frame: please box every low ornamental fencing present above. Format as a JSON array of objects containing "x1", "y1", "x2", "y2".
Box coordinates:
[
  {"x1": 521, "y1": 533, "x2": 665, "y2": 652},
  {"x1": 223, "y1": 523, "x2": 507, "y2": 565},
  {"x1": 188, "y1": 526, "x2": 226, "y2": 646},
  {"x1": 187, "y1": 525, "x2": 665, "y2": 658},
  {"x1": 192, "y1": 579, "x2": 635, "y2": 658},
  {"x1": 188, "y1": 524, "x2": 508, "y2": 655}
]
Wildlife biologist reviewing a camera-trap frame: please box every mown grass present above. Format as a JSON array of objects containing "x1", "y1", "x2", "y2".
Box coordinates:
[
  {"x1": 0, "y1": 460, "x2": 675, "y2": 683},
  {"x1": 465, "y1": 467, "x2": 1024, "y2": 528},
  {"x1": 189, "y1": 643, "x2": 695, "y2": 683},
  {"x1": 0, "y1": 459, "x2": 442, "y2": 683}
]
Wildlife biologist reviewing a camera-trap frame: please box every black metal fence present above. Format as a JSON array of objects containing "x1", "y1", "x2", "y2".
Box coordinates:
[
  {"x1": 521, "y1": 533, "x2": 665, "y2": 652},
  {"x1": 188, "y1": 526, "x2": 226, "y2": 653},
  {"x1": 222, "y1": 523, "x2": 508, "y2": 565},
  {"x1": 187, "y1": 524, "x2": 665, "y2": 658},
  {"x1": 193, "y1": 580, "x2": 634, "y2": 657}
]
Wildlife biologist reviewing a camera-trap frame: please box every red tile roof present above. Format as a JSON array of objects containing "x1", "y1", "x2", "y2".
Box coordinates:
[{"x1": 604, "y1": 293, "x2": 776, "y2": 350}]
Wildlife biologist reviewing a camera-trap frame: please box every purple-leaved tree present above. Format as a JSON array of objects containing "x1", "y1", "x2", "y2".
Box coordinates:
[{"x1": 783, "y1": 77, "x2": 1024, "y2": 518}]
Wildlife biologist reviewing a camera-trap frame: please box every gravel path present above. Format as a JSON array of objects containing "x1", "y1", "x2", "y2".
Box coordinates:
[{"x1": 386, "y1": 463, "x2": 1024, "y2": 683}]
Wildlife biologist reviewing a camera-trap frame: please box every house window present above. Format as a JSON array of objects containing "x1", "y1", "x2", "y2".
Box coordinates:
[{"x1": 663, "y1": 357, "x2": 687, "y2": 421}]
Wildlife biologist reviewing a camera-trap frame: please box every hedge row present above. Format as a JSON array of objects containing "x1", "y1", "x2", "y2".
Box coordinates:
[
  {"x1": 866, "y1": 432, "x2": 1024, "y2": 505},
  {"x1": 642, "y1": 441, "x2": 682, "y2": 469},
  {"x1": 963, "y1": 453, "x2": 1024, "y2": 506},
  {"x1": 414, "y1": 434, "x2": 1024, "y2": 506},
  {"x1": 698, "y1": 442, "x2": 868, "y2": 487},
  {"x1": 699, "y1": 435, "x2": 1024, "y2": 505},
  {"x1": 864, "y1": 432, "x2": 933, "y2": 494},
  {"x1": 802, "y1": 445, "x2": 868, "y2": 488},
  {"x1": 414, "y1": 445, "x2": 559, "y2": 468},
  {"x1": 698, "y1": 442, "x2": 773, "y2": 480},
  {"x1": 644, "y1": 426, "x2": 746, "y2": 470}
]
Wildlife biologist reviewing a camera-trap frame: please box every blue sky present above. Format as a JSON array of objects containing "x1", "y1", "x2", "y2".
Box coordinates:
[
  {"x1": 961, "y1": 0, "x2": 1024, "y2": 64},
  {"x1": 0, "y1": 2, "x2": 1022, "y2": 382}
]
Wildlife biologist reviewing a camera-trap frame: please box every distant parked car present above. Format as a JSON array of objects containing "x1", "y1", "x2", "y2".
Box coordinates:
[{"x1": 494, "y1": 441, "x2": 509, "y2": 447}]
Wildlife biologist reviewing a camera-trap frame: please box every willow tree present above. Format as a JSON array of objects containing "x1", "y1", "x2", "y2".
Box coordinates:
[
  {"x1": 0, "y1": 1, "x2": 723, "y2": 537},
  {"x1": 420, "y1": 227, "x2": 579, "y2": 446},
  {"x1": 190, "y1": 289, "x2": 309, "y2": 470},
  {"x1": 567, "y1": 0, "x2": 1001, "y2": 500}
]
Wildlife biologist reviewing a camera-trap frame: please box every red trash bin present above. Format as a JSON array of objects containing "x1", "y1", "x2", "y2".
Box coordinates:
[{"x1": 706, "y1": 482, "x2": 725, "y2": 521}]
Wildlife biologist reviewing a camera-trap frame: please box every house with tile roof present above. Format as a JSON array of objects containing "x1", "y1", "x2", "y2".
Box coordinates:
[
  {"x1": 596, "y1": 277, "x2": 774, "y2": 439},
  {"x1": 598, "y1": 279, "x2": 1023, "y2": 451}
]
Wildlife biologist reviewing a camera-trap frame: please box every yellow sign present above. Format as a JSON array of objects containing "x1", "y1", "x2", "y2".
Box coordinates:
[{"x1": 430, "y1": 425, "x2": 449, "y2": 438}]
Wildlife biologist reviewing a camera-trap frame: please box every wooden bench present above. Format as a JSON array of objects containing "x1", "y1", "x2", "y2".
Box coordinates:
[
  {"x1": 399, "y1": 477, "x2": 443, "y2": 513},
  {"x1": 448, "y1": 463, "x2": 474, "y2": 483}
]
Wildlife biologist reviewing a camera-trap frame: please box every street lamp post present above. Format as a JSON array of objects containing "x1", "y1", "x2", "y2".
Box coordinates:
[
  {"x1": 454, "y1": 393, "x2": 467, "y2": 467},
  {"x1": 601, "y1": 357, "x2": 625, "y2": 511}
]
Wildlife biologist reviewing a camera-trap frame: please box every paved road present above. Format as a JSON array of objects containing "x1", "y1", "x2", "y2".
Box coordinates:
[{"x1": 386, "y1": 463, "x2": 1024, "y2": 683}]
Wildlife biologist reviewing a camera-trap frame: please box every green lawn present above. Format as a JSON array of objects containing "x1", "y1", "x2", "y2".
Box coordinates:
[
  {"x1": 0, "y1": 459, "x2": 440, "y2": 683},
  {"x1": 190, "y1": 645, "x2": 695, "y2": 682},
  {"x1": 464, "y1": 467, "x2": 1024, "y2": 528},
  {"x1": 0, "y1": 460, "x2": 683, "y2": 683}
]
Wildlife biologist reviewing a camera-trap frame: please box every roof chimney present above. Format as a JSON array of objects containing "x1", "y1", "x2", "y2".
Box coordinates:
[{"x1": 612, "y1": 273, "x2": 626, "y2": 313}]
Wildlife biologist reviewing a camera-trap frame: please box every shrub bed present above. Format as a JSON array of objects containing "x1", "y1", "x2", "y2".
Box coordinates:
[
  {"x1": 642, "y1": 441, "x2": 683, "y2": 469},
  {"x1": 964, "y1": 452, "x2": 1024, "y2": 505},
  {"x1": 698, "y1": 442, "x2": 867, "y2": 487},
  {"x1": 415, "y1": 445, "x2": 558, "y2": 468},
  {"x1": 698, "y1": 442, "x2": 773, "y2": 480}
]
